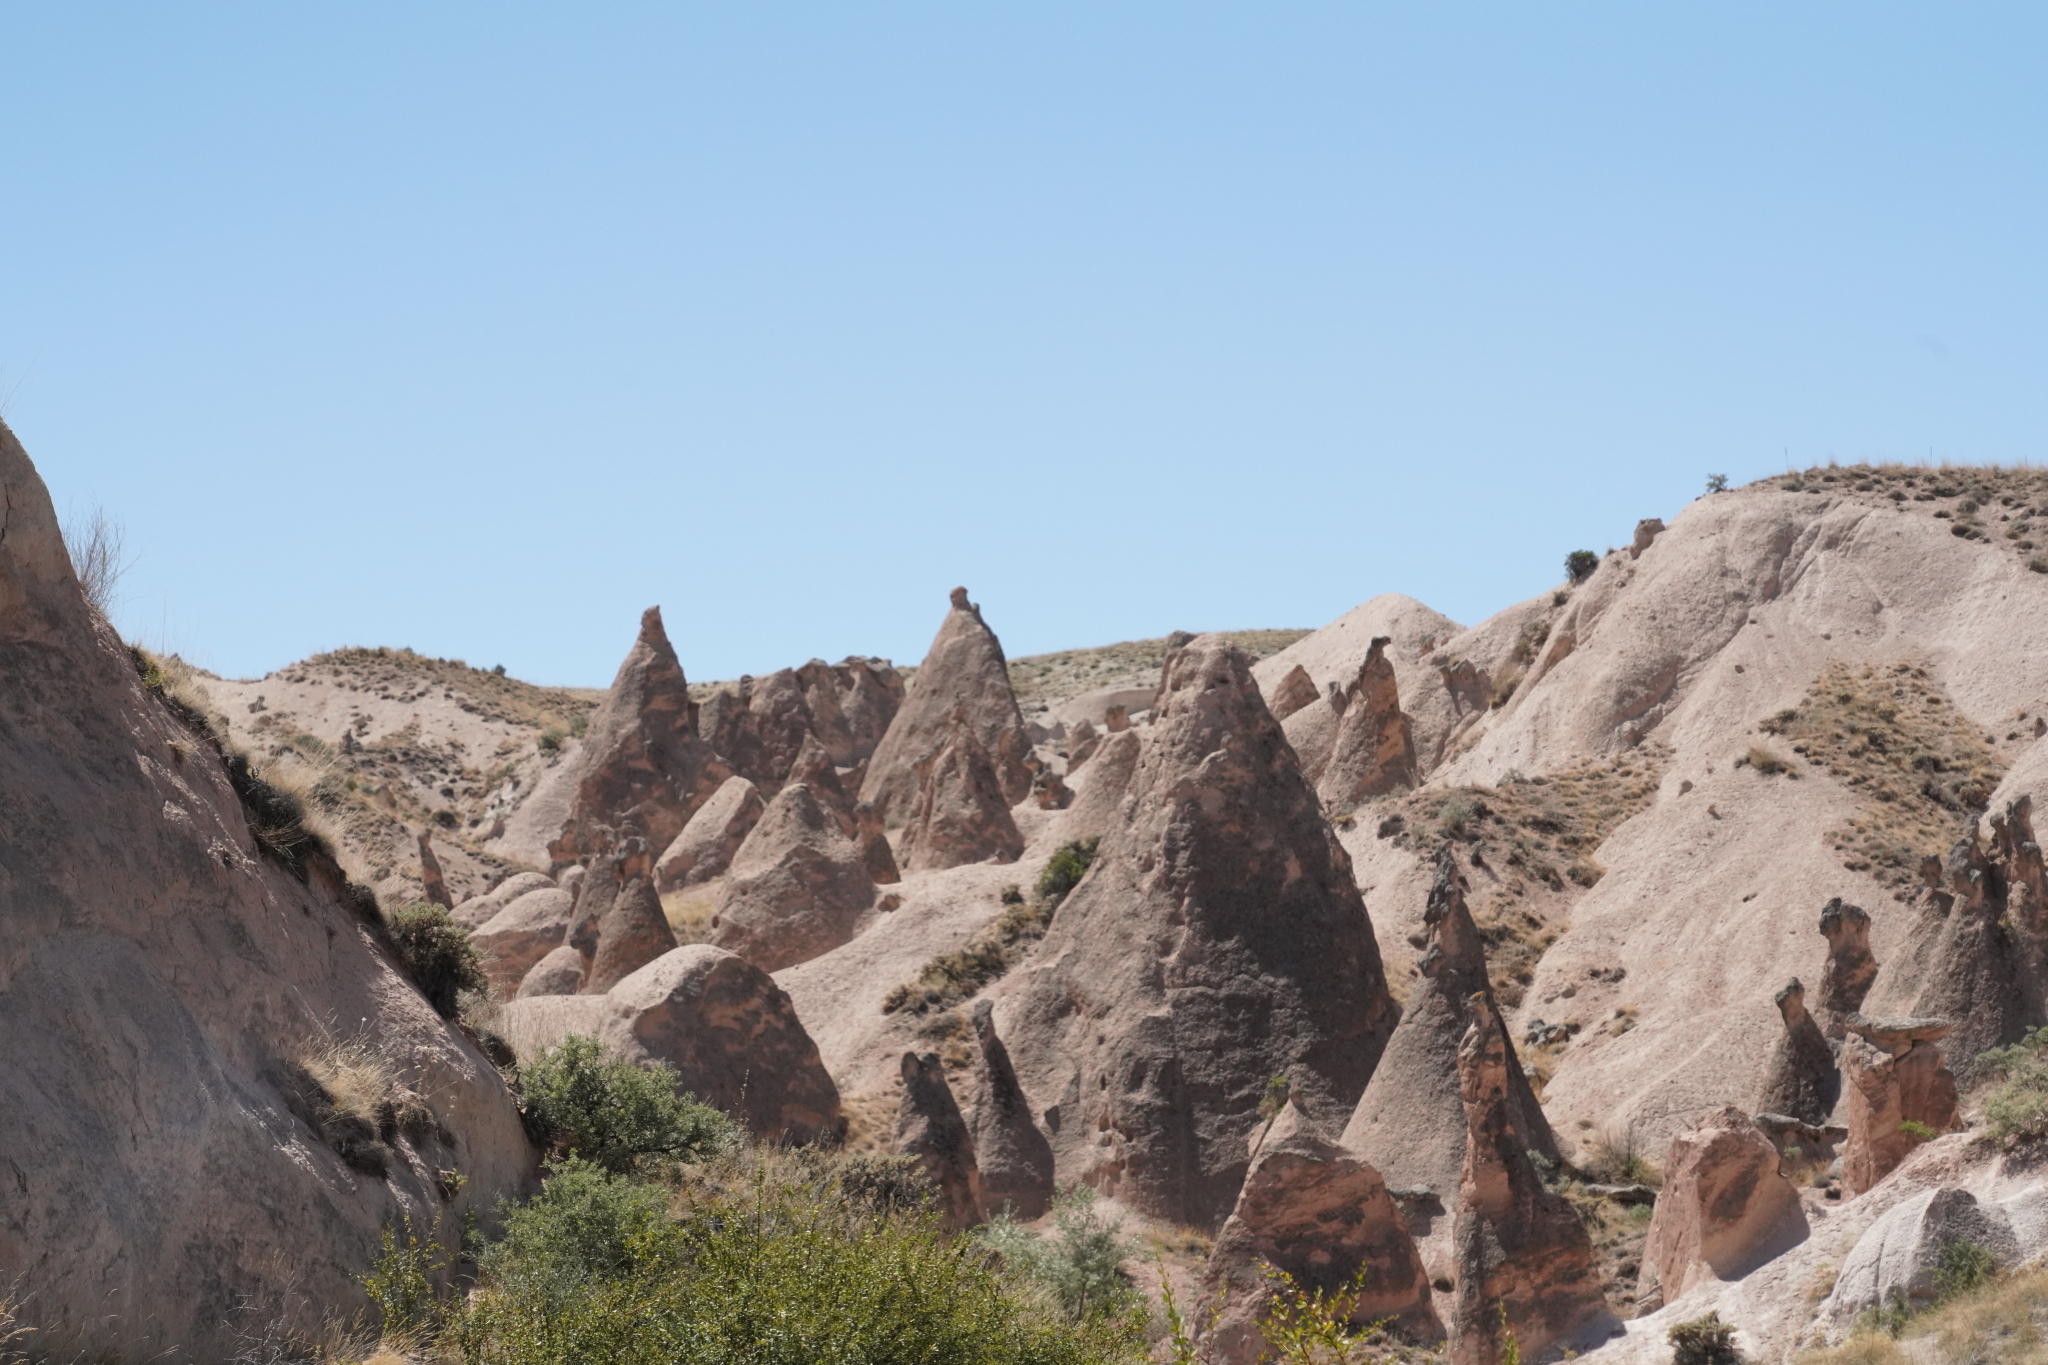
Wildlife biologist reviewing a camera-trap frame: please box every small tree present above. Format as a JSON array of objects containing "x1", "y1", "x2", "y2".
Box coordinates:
[
  {"x1": 386, "y1": 903, "x2": 486, "y2": 1018},
  {"x1": 517, "y1": 1034, "x2": 736, "y2": 1174},
  {"x1": 1705, "y1": 473, "x2": 1730, "y2": 494},
  {"x1": 1564, "y1": 550, "x2": 1599, "y2": 584}
]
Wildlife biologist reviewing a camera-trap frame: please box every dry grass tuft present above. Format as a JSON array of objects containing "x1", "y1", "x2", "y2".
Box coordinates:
[
  {"x1": 1760, "y1": 660, "x2": 2006, "y2": 894},
  {"x1": 1760, "y1": 461, "x2": 2048, "y2": 573},
  {"x1": 279, "y1": 1033, "x2": 402, "y2": 1178},
  {"x1": 660, "y1": 890, "x2": 721, "y2": 945},
  {"x1": 1796, "y1": 1263, "x2": 2048, "y2": 1365}
]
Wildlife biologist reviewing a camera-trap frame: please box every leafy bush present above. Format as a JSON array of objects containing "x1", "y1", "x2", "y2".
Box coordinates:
[
  {"x1": 537, "y1": 726, "x2": 567, "y2": 754},
  {"x1": 362, "y1": 1217, "x2": 447, "y2": 1334},
  {"x1": 1256, "y1": 1265, "x2": 1396, "y2": 1365},
  {"x1": 1976, "y1": 1027, "x2": 2048, "y2": 1146},
  {"x1": 387, "y1": 902, "x2": 487, "y2": 1018},
  {"x1": 1565, "y1": 549, "x2": 1599, "y2": 584},
  {"x1": 833, "y1": 1152, "x2": 936, "y2": 1215},
  {"x1": 518, "y1": 1035, "x2": 737, "y2": 1174},
  {"x1": 1706, "y1": 473, "x2": 1730, "y2": 494},
  {"x1": 977, "y1": 1185, "x2": 1139, "y2": 1324},
  {"x1": 1669, "y1": 1310, "x2": 1740, "y2": 1365},
  {"x1": 482, "y1": 1159, "x2": 681, "y2": 1310},
  {"x1": 1934, "y1": 1239, "x2": 1997, "y2": 1303},
  {"x1": 1035, "y1": 838, "x2": 1100, "y2": 906}
]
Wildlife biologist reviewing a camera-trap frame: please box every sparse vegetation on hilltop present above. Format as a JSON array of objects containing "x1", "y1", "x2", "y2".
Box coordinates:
[{"x1": 882, "y1": 839, "x2": 1098, "y2": 1016}]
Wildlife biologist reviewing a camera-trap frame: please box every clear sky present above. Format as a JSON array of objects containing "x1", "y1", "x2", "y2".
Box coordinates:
[{"x1": 3, "y1": 5, "x2": 2043, "y2": 686}]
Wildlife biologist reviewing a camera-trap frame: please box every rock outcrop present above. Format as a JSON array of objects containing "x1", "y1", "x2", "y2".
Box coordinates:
[
  {"x1": 1755, "y1": 978, "x2": 1840, "y2": 1126},
  {"x1": 748, "y1": 668, "x2": 818, "y2": 790},
  {"x1": 1002, "y1": 634, "x2": 1399, "y2": 1226},
  {"x1": 654, "y1": 775, "x2": 766, "y2": 891},
  {"x1": 1031, "y1": 768, "x2": 1073, "y2": 810},
  {"x1": 836, "y1": 656, "x2": 907, "y2": 763},
  {"x1": 894, "y1": 1051, "x2": 982, "y2": 1230},
  {"x1": 854, "y1": 800, "x2": 901, "y2": 884},
  {"x1": 1280, "y1": 695, "x2": 1341, "y2": 786},
  {"x1": 498, "y1": 945, "x2": 842, "y2": 1142},
  {"x1": 1268, "y1": 663, "x2": 1321, "y2": 722},
  {"x1": 1842, "y1": 1015, "x2": 1961, "y2": 1195},
  {"x1": 1058, "y1": 727, "x2": 1140, "y2": 844},
  {"x1": 1204, "y1": 1098, "x2": 1437, "y2": 1365},
  {"x1": 1448, "y1": 1015, "x2": 1611, "y2": 1365},
  {"x1": 860, "y1": 587, "x2": 1033, "y2": 819},
  {"x1": 1815, "y1": 899, "x2": 1877, "y2": 1037},
  {"x1": 453, "y1": 870, "x2": 555, "y2": 931},
  {"x1": 1316, "y1": 637, "x2": 1420, "y2": 807},
  {"x1": 708, "y1": 783, "x2": 875, "y2": 972},
  {"x1": 1343, "y1": 849, "x2": 1556, "y2": 1219},
  {"x1": 898, "y1": 714, "x2": 1026, "y2": 871},
  {"x1": 1064, "y1": 718, "x2": 1102, "y2": 772},
  {"x1": 545, "y1": 607, "x2": 733, "y2": 869},
  {"x1": 517, "y1": 944, "x2": 586, "y2": 997},
  {"x1": 697, "y1": 681, "x2": 771, "y2": 790},
  {"x1": 418, "y1": 831, "x2": 452, "y2": 907},
  {"x1": 568, "y1": 836, "x2": 679, "y2": 995},
  {"x1": 0, "y1": 419, "x2": 533, "y2": 1360},
  {"x1": 472, "y1": 887, "x2": 576, "y2": 998},
  {"x1": 966, "y1": 1001, "x2": 1055, "y2": 1220},
  {"x1": 1825, "y1": 1186, "x2": 2021, "y2": 1325},
  {"x1": 1636, "y1": 1106, "x2": 1807, "y2": 1313}
]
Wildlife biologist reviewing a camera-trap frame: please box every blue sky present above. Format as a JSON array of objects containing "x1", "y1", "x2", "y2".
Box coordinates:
[{"x1": 3, "y1": 5, "x2": 2042, "y2": 685}]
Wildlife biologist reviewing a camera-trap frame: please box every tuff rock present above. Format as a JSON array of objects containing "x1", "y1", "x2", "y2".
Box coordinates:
[
  {"x1": 1842, "y1": 1015, "x2": 1961, "y2": 1195},
  {"x1": 709, "y1": 783, "x2": 875, "y2": 972},
  {"x1": 1636, "y1": 1106, "x2": 1807, "y2": 1314},
  {"x1": 567, "y1": 835, "x2": 679, "y2": 995},
  {"x1": 1815, "y1": 898, "x2": 1877, "y2": 1038},
  {"x1": 1755, "y1": 978, "x2": 1840, "y2": 1126},
  {"x1": 1268, "y1": 663, "x2": 1321, "y2": 722},
  {"x1": 472, "y1": 887, "x2": 576, "y2": 999},
  {"x1": 966, "y1": 1001, "x2": 1055, "y2": 1220},
  {"x1": 1316, "y1": 636, "x2": 1420, "y2": 807},
  {"x1": 894, "y1": 1051, "x2": 983, "y2": 1231},
  {"x1": 899, "y1": 713, "x2": 1026, "y2": 872},
  {"x1": 654, "y1": 775, "x2": 766, "y2": 891}
]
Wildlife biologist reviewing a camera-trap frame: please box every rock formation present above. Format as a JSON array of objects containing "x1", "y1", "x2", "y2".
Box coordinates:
[
  {"x1": 472, "y1": 886, "x2": 576, "y2": 998},
  {"x1": 1058, "y1": 727, "x2": 1140, "y2": 844},
  {"x1": 1002, "y1": 634, "x2": 1399, "y2": 1227},
  {"x1": 564, "y1": 835, "x2": 679, "y2": 995},
  {"x1": 1755, "y1": 978, "x2": 1840, "y2": 1125},
  {"x1": 1815, "y1": 899, "x2": 1877, "y2": 1038},
  {"x1": 417, "y1": 831, "x2": 452, "y2": 907},
  {"x1": 1448, "y1": 1015, "x2": 1611, "y2": 1365},
  {"x1": 795, "y1": 658, "x2": 857, "y2": 766},
  {"x1": 1826, "y1": 1186, "x2": 2021, "y2": 1325},
  {"x1": 546, "y1": 607, "x2": 733, "y2": 869},
  {"x1": 709, "y1": 783, "x2": 875, "y2": 972},
  {"x1": 854, "y1": 800, "x2": 901, "y2": 884},
  {"x1": 1629, "y1": 517, "x2": 1666, "y2": 558},
  {"x1": 860, "y1": 587, "x2": 1033, "y2": 819},
  {"x1": 1842, "y1": 1015, "x2": 1961, "y2": 1195},
  {"x1": 1204, "y1": 1097, "x2": 1438, "y2": 1364},
  {"x1": 1280, "y1": 695, "x2": 1341, "y2": 786},
  {"x1": 1064, "y1": 717, "x2": 1102, "y2": 771},
  {"x1": 966, "y1": 1001, "x2": 1055, "y2": 1220},
  {"x1": 654, "y1": 775, "x2": 766, "y2": 891},
  {"x1": 748, "y1": 668, "x2": 818, "y2": 790},
  {"x1": 1636, "y1": 1106, "x2": 1807, "y2": 1313},
  {"x1": 0, "y1": 419, "x2": 532, "y2": 1360},
  {"x1": 894, "y1": 1051, "x2": 982, "y2": 1230},
  {"x1": 898, "y1": 714, "x2": 1026, "y2": 871},
  {"x1": 1268, "y1": 663, "x2": 1320, "y2": 722},
  {"x1": 1031, "y1": 768, "x2": 1073, "y2": 810},
  {"x1": 698, "y1": 681, "x2": 771, "y2": 790},
  {"x1": 1316, "y1": 636, "x2": 1420, "y2": 807},
  {"x1": 518, "y1": 944, "x2": 586, "y2": 997},
  {"x1": 1343, "y1": 848, "x2": 1556, "y2": 1219},
  {"x1": 453, "y1": 870, "x2": 555, "y2": 931},
  {"x1": 836, "y1": 656, "x2": 907, "y2": 763},
  {"x1": 499, "y1": 945, "x2": 842, "y2": 1142}
]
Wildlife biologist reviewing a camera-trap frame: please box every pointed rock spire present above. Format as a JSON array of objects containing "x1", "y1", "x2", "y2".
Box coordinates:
[
  {"x1": 967, "y1": 1001, "x2": 1055, "y2": 1220},
  {"x1": 569, "y1": 833, "x2": 679, "y2": 995},
  {"x1": 708, "y1": 783, "x2": 874, "y2": 972},
  {"x1": 899, "y1": 712, "x2": 1025, "y2": 872},
  {"x1": 547, "y1": 607, "x2": 733, "y2": 869},
  {"x1": 1267, "y1": 663, "x2": 1321, "y2": 722},
  {"x1": 1815, "y1": 898, "x2": 1877, "y2": 1037},
  {"x1": 895, "y1": 1051, "x2": 982, "y2": 1230},
  {"x1": 1001, "y1": 634, "x2": 1399, "y2": 1226},
  {"x1": 654, "y1": 775, "x2": 766, "y2": 892},
  {"x1": 1755, "y1": 978, "x2": 1840, "y2": 1125},
  {"x1": 417, "y1": 831, "x2": 452, "y2": 908},
  {"x1": 859, "y1": 587, "x2": 1033, "y2": 819},
  {"x1": 1317, "y1": 636, "x2": 1419, "y2": 807}
]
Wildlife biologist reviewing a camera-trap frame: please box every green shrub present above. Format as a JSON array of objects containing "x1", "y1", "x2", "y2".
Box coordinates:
[
  {"x1": 976, "y1": 1185, "x2": 1138, "y2": 1324},
  {"x1": 1976, "y1": 1028, "x2": 2048, "y2": 1146},
  {"x1": 517, "y1": 1035, "x2": 737, "y2": 1174},
  {"x1": 362, "y1": 1217, "x2": 448, "y2": 1335},
  {"x1": 1565, "y1": 549, "x2": 1599, "y2": 584},
  {"x1": 1035, "y1": 838, "x2": 1100, "y2": 906},
  {"x1": 1706, "y1": 473, "x2": 1730, "y2": 494},
  {"x1": 1934, "y1": 1238, "x2": 1997, "y2": 1303},
  {"x1": 483, "y1": 1159, "x2": 681, "y2": 1310},
  {"x1": 537, "y1": 726, "x2": 567, "y2": 754},
  {"x1": 569, "y1": 712, "x2": 591, "y2": 738},
  {"x1": 387, "y1": 903, "x2": 487, "y2": 1018},
  {"x1": 1668, "y1": 1310, "x2": 1740, "y2": 1365},
  {"x1": 1257, "y1": 1075, "x2": 1291, "y2": 1121},
  {"x1": 1256, "y1": 1264, "x2": 1392, "y2": 1365},
  {"x1": 1898, "y1": 1119, "x2": 1939, "y2": 1143}
]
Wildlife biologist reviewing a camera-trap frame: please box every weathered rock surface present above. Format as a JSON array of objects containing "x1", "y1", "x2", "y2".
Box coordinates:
[
  {"x1": 1031, "y1": 768, "x2": 1074, "y2": 810},
  {"x1": 1317, "y1": 637, "x2": 1420, "y2": 807},
  {"x1": 860, "y1": 587, "x2": 1033, "y2": 819},
  {"x1": 517, "y1": 944, "x2": 586, "y2": 997},
  {"x1": 1448, "y1": 1015, "x2": 1612, "y2": 1365},
  {"x1": 697, "y1": 681, "x2": 771, "y2": 790},
  {"x1": 1343, "y1": 848, "x2": 1556, "y2": 1226},
  {"x1": 0, "y1": 419, "x2": 533, "y2": 1360},
  {"x1": 1064, "y1": 717, "x2": 1102, "y2": 771},
  {"x1": 453, "y1": 870, "x2": 555, "y2": 931},
  {"x1": 854, "y1": 800, "x2": 901, "y2": 884},
  {"x1": 1842, "y1": 1016, "x2": 1961, "y2": 1195},
  {"x1": 1002, "y1": 634, "x2": 1399, "y2": 1226},
  {"x1": 543, "y1": 607, "x2": 733, "y2": 869},
  {"x1": 749, "y1": 668, "x2": 818, "y2": 790},
  {"x1": 1815, "y1": 898, "x2": 1877, "y2": 1038},
  {"x1": 1630, "y1": 517, "x2": 1666, "y2": 558},
  {"x1": 418, "y1": 831, "x2": 452, "y2": 907},
  {"x1": 899, "y1": 714, "x2": 1026, "y2": 871},
  {"x1": 967, "y1": 1001, "x2": 1055, "y2": 1220},
  {"x1": 1269, "y1": 663, "x2": 1321, "y2": 722},
  {"x1": 654, "y1": 775, "x2": 765, "y2": 891},
  {"x1": 795, "y1": 658, "x2": 857, "y2": 766},
  {"x1": 472, "y1": 888, "x2": 576, "y2": 998},
  {"x1": 1755, "y1": 978, "x2": 1840, "y2": 1126},
  {"x1": 499, "y1": 945, "x2": 842, "y2": 1142},
  {"x1": 836, "y1": 656, "x2": 907, "y2": 763},
  {"x1": 1058, "y1": 727, "x2": 1140, "y2": 843},
  {"x1": 709, "y1": 783, "x2": 875, "y2": 972},
  {"x1": 1825, "y1": 1186, "x2": 2020, "y2": 1325},
  {"x1": 1281, "y1": 695, "x2": 1341, "y2": 785},
  {"x1": 568, "y1": 838, "x2": 680, "y2": 995},
  {"x1": 1204, "y1": 1098, "x2": 1438, "y2": 1365},
  {"x1": 895, "y1": 1051, "x2": 982, "y2": 1230},
  {"x1": 1636, "y1": 1106, "x2": 1807, "y2": 1313}
]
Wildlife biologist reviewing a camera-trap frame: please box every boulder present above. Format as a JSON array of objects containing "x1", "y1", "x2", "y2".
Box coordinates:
[
  {"x1": 654, "y1": 776, "x2": 766, "y2": 891},
  {"x1": 1815, "y1": 898, "x2": 1877, "y2": 1037},
  {"x1": 417, "y1": 831, "x2": 452, "y2": 908},
  {"x1": 895, "y1": 1051, "x2": 982, "y2": 1230},
  {"x1": 1204, "y1": 1098, "x2": 1438, "y2": 1365},
  {"x1": 1057, "y1": 728, "x2": 1140, "y2": 844},
  {"x1": 1842, "y1": 1016, "x2": 1961, "y2": 1195},
  {"x1": 499, "y1": 945, "x2": 842, "y2": 1142},
  {"x1": 472, "y1": 888, "x2": 576, "y2": 998},
  {"x1": 709, "y1": 783, "x2": 875, "y2": 972},
  {"x1": 453, "y1": 870, "x2": 555, "y2": 931},
  {"x1": 967, "y1": 1001, "x2": 1055, "y2": 1221},
  {"x1": 1064, "y1": 718, "x2": 1102, "y2": 772},
  {"x1": 546, "y1": 607, "x2": 734, "y2": 869},
  {"x1": 1316, "y1": 637, "x2": 1420, "y2": 807},
  {"x1": 899, "y1": 715, "x2": 1026, "y2": 872},
  {"x1": 1636, "y1": 1106, "x2": 1807, "y2": 1314},
  {"x1": 1447, "y1": 1015, "x2": 1612, "y2": 1365},
  {"x1": 517, "y1": 944, "x2": 586, "y2": 998},
  {"x1": 1343, "y1": 848, "x2": 1556, "y2": 1222},
  {"x1": 1002, "y1": 634, "x2": 1399, "y2": 1227},
  {"x1": 1630, "y1": 518, "x2": 1666, "y2": 559},
  {"x1": 860, "y1": 587, "x2": 1033, "y2": 820},
  {"x1": 1103, "y1": 703, "x2": 1130, "y2": 733},
  {"x1": 568, "y1": 837, "x2": 679, "y2": 995},
  {"x1": 1826, "y1": 1187, "x2": 2019, "y2": 1325},
  {"x1": 1267, "y1": 663, "x2": 1321, "y2": 722},
  {"x1": 1755, "y1": 978, "x2": 1840, "y2": 1126}
]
